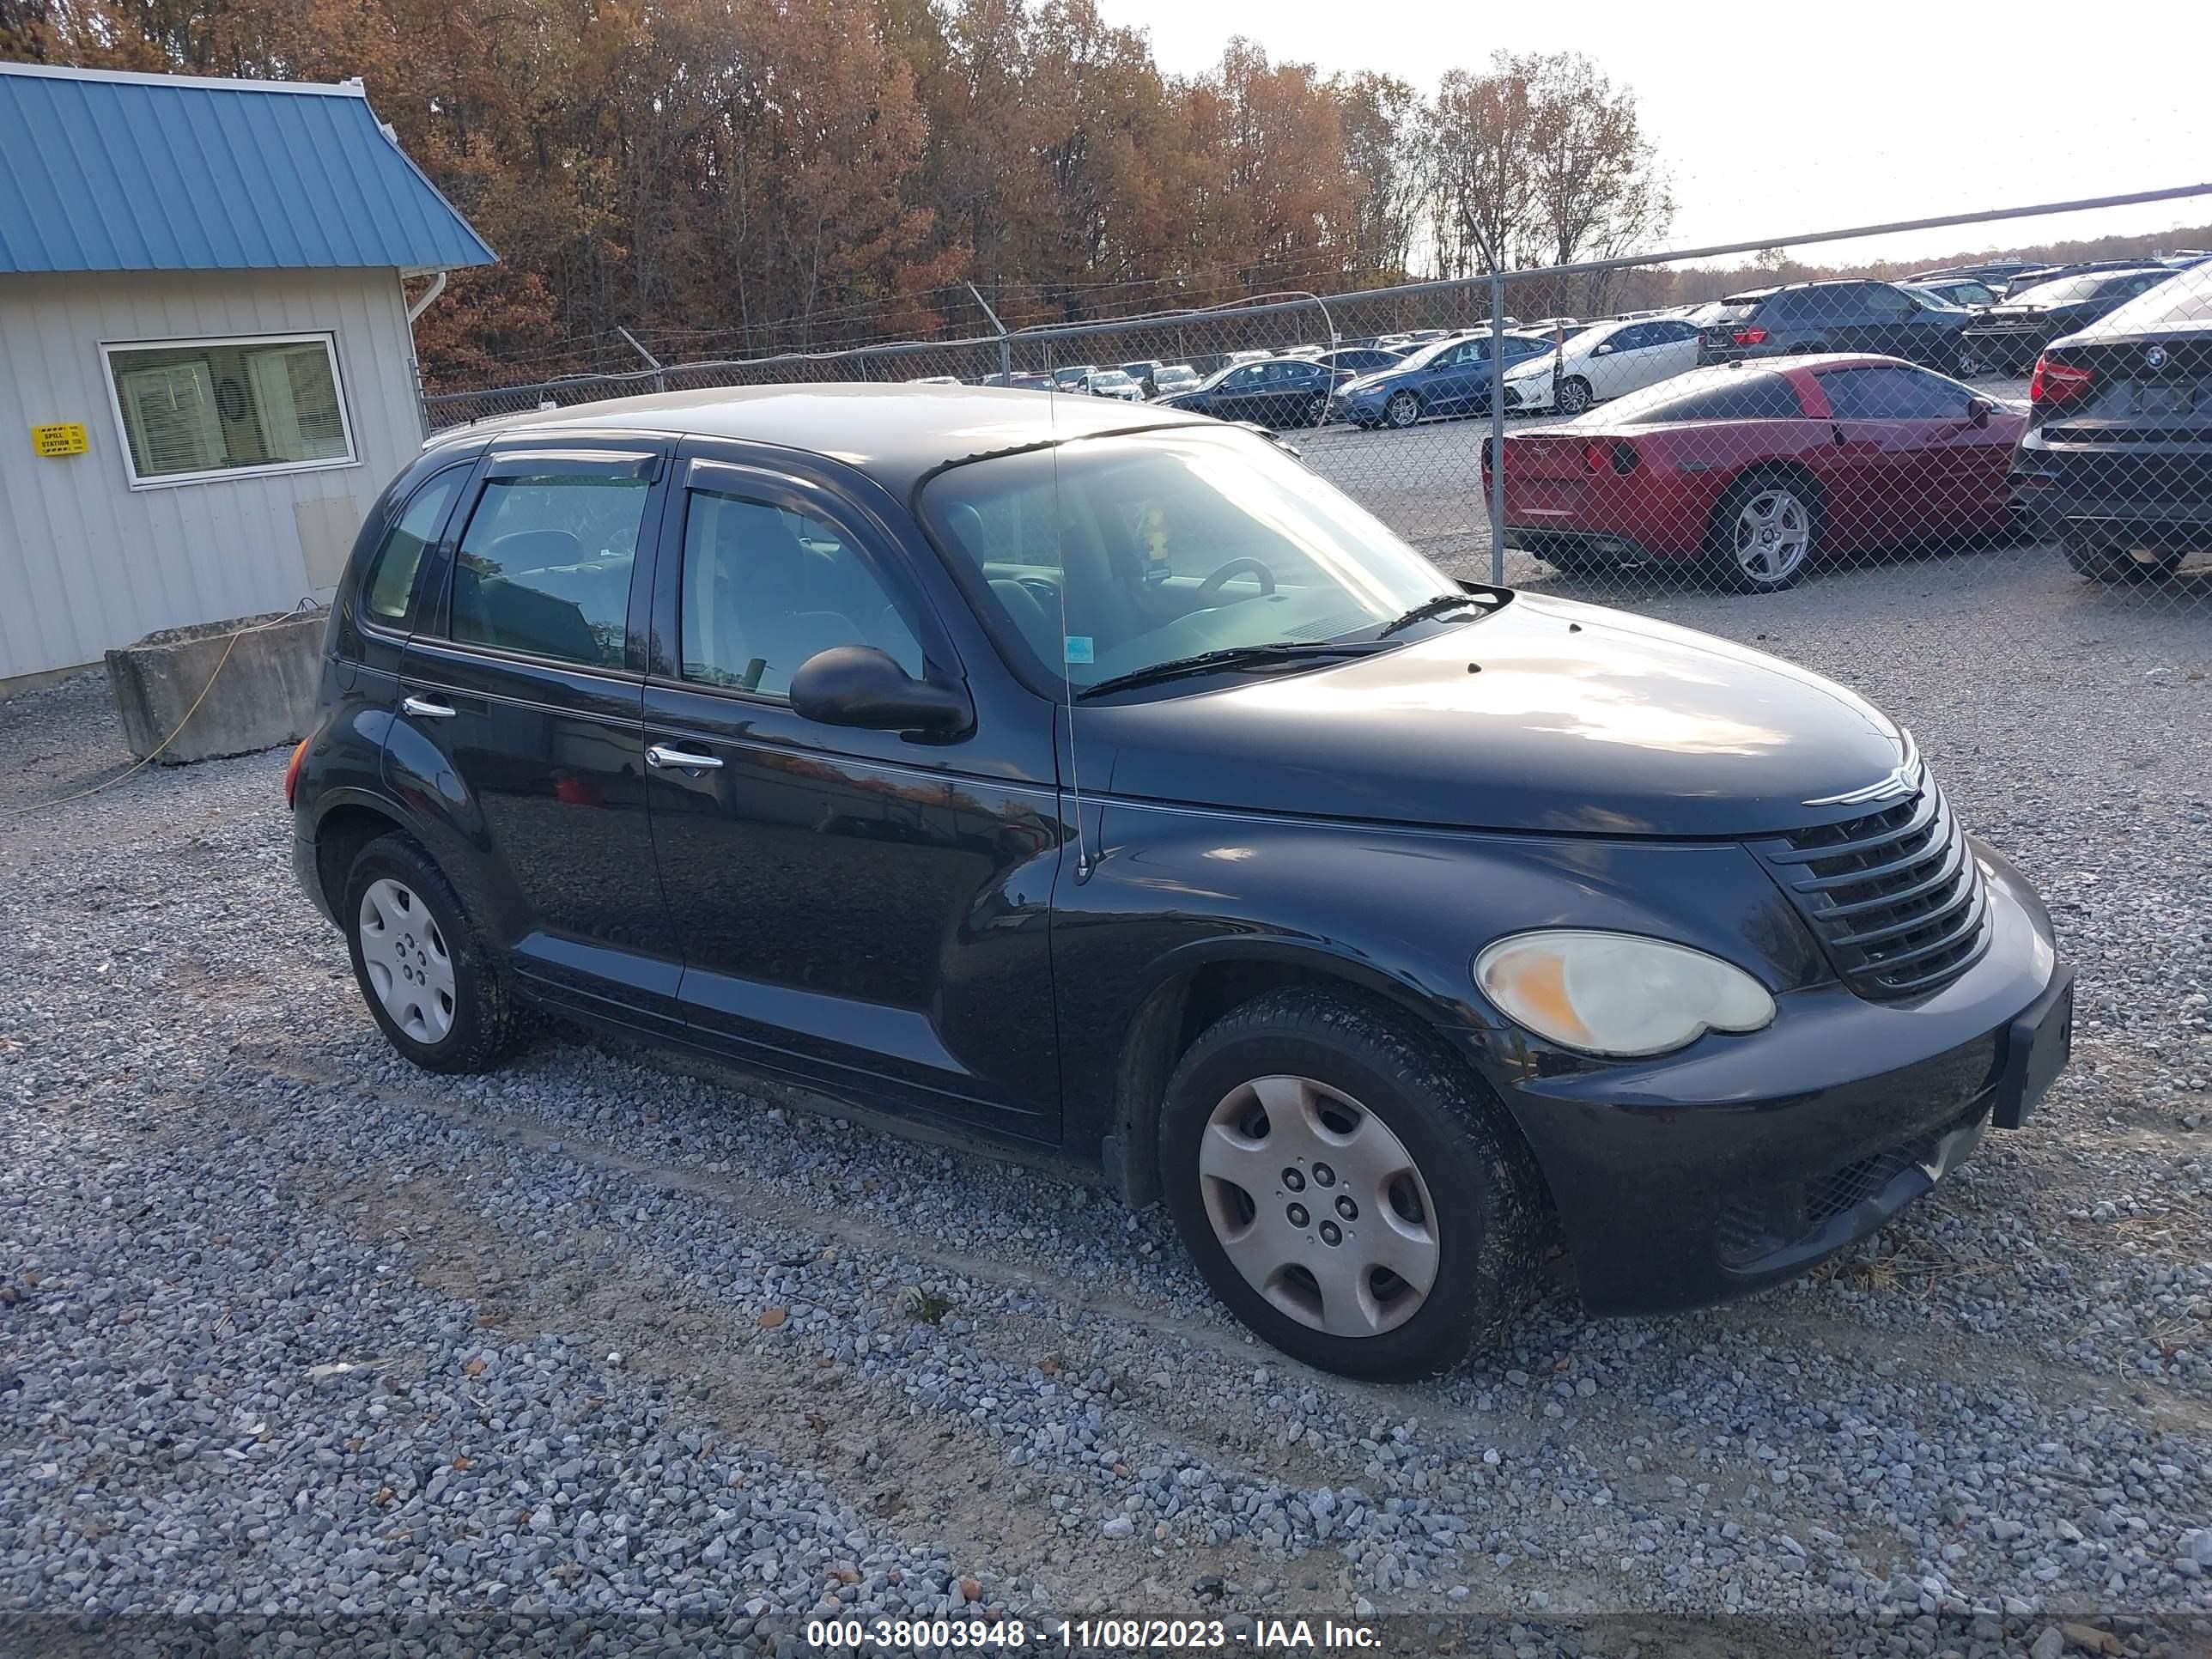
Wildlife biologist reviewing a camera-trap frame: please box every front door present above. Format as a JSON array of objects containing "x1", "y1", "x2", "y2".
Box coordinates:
[
  {"x1": 391, "y1": 441, "x2": 683, "y2": 1025},
  {"x1": 640, "y1": 449, "x2": 1062, "y2": 1136}
]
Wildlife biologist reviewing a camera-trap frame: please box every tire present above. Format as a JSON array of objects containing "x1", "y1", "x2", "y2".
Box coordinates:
[
  {"x1": 1953, "y1": 341, "x2": 1981, "y2": 379},
  {"x1": 1709, "y1": 473, "x2": 1819, "y2": 592},
  {"x1": 1383, "y1": 390, "x2": 1422, "y2": 429},
  {"x1": 343, "y1": 832, "x2": 527, "y2": 1073},
  {"x1": 2062, "y1": 527, "x2": 2183, "y2": 583},
  {"x1": 1157, "y1": 988, "x2": 1546, "y2": 1381},
  {"x1": 1555, "y1": 377, "x2": 1594, "y2": 416}
]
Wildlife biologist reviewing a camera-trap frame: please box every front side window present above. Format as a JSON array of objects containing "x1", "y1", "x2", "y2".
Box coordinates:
[
  {"x1": 679, "y1": 490, "x2": 923, "y2": 698},
  {"x1": 449, "y1": 473, "x2": 651, "y2": 668},
  {"x1": 1818, "y1": 365, "x2": 1975, "y2": 421},
  {"x1": 921, "y1": 428, "x2": 1454, "y2": 693},
  {"x1": 104, "y1": 334, "x2": 355, "y2": 487}
]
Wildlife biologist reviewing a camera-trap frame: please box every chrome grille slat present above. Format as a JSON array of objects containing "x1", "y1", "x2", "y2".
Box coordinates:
[{"x1": 1748, "y1": 773, "x2": 1991, "y2": 1001}]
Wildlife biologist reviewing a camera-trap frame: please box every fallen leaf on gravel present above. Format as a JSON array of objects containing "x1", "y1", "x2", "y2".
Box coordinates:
[
  {"x1": 464, "y1": 1359, "x2": 485, "y2": 1376},
  {"x1": 759, "y1": 1307, "x2": 787, "y2": 1328}
]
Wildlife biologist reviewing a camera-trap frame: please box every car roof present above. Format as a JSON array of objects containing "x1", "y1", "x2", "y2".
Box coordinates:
[{"x1": 423, "y1": 383, "x2": 1215, "y2": 495}]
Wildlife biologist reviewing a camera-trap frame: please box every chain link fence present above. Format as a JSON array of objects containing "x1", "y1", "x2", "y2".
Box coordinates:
[{"x1": 423, "y1": 192, "x2": 2212, "y2": 614}]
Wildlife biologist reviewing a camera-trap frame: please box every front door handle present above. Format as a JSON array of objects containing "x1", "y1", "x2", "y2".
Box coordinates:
[
  {"x1": 401, "y1": 695, "x2": 457, "y2": 719},
  {"x1": 647, "y1": 744, "x2": 724, "y2": 771}
]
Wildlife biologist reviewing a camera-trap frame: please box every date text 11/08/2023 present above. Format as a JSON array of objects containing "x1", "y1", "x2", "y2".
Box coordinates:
[{"x1": 803, "y1": 1618, "x2": 1384, "y2": 1650}]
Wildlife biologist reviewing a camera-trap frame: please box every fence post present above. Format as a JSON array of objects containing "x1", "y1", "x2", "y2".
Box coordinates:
[
  {"x1": 968, "y1": 283, "x2": 1012, "y2": 385},
  {"x1": 1487, "y1": 270, "x2": 1507, "y2": 586},
  {"x1": 619, "y1": 327, "x2": 667, "y2": 394}
]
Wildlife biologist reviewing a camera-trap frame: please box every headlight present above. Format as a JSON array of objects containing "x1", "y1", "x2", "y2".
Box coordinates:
[{"x1": 1474, "y1": 930, "x2": 1776, "y2": 1058}]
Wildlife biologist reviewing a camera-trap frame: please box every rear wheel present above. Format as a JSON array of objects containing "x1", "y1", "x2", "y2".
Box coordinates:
[
  {"x1": 1555, "y1": 377, "x2": 1594, "y2": 416},
  {"x1": 1158, "y1": 988, "x2": 1545, "y2": 1381},
  {"x1": 2063, "y1": 527, "x2": 2184, "y2": 583},
  {"x1": 1384, "y1": 390, "x2": 1422, "y2": 429},
  {"x1": 343, "y1": 834, "x2": 527, "y2": 1073},
  {"x1": 1711, "y1": 475, "x2": 1818, "y2": 592}
]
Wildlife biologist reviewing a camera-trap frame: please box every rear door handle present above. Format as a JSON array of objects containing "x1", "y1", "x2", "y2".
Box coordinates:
[
  {"x1": 647, "y1": 744, "x2": 723, "y2": 771},
  {"x1": 401, "y1": 695, "x2": 457, "y2": 719}
]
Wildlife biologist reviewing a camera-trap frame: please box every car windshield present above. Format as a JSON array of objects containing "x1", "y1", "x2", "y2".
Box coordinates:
[
  {"x1": 2090, "y1": 275, "x2": 2212, "y2": 331},
  {"x1": 1091, "y1": 371, "x2": 1136, "y2": 389},
  {"x1": 919, "y1": 427, "x2": 1462, "y2": 693}
]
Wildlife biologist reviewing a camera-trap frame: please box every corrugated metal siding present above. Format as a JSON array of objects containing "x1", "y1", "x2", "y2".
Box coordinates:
[
  {"x1": 0, "y1": 268, "x2": 427, "y2": 683},
  {"x1": 0, "y1": 66, "x2": 495, "y2": 275}
]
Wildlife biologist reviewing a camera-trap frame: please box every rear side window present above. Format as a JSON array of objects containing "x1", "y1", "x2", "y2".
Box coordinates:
[
  {"x1": 449, "y1": 473, "x2": 652, "y2": 667},
  {"x1": 362, "y1": 467, "x2": 467, "y2": 623}
]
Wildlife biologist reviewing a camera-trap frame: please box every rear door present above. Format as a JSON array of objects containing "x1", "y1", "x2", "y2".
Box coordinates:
[
  {"x1": 640, "y1": 445, "x2": 1064, "y2": 1134},
  {"x1": 391, "y1": 440, "x2": 684, "y2": 1028}
]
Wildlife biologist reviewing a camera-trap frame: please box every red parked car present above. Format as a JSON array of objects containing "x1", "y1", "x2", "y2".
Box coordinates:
[{"x1": 1492, "y1": 356, "x2": 2025, "y2": 592}]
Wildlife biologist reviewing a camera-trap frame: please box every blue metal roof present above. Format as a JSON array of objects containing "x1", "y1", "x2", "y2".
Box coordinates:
[{"x1": 0, "y1": 64, "x2": 495, "y2": 275}]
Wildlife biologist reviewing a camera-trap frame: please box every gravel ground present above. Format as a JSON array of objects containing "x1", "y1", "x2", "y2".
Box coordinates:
[{"x1": 3, "y1": 546, "x2": 2210, "y2": 1659}]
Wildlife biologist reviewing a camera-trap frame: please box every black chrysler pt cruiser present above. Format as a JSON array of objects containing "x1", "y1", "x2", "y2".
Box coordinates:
[{"x1": 289, "y1": 386, "x2": 2073, "y2": 1380}]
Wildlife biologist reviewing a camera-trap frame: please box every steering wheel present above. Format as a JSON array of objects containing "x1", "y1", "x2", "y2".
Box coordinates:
[{"x1": 1194, "y1": 557, "x2": 1277, "y2": 605}]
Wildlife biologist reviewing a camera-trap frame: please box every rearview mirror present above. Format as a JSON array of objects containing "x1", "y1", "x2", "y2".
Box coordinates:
[
  {"x1": 789, "y1": 647, "x2": 971, "y2": 740},
  {"x1": 1966, "y1": 395, "x2": 1994, "y2": 428}
]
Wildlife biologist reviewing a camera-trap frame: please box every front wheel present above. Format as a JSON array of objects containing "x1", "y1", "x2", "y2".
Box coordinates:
[
  {"x1": 1158, "y1": 989, "x2": 1546, "y2": 1381},
  {"x1": 343, "y1": 833, "x2": 527, "y2": 1073},
  {"x1": 1555, "y1": 377, "x2": 1593, "y2": 416},
  {"x1": 1383, "y1": 390, "x2": 1422, "y2": 429},
  {"x1": 1711, "y1": 476, "x2": 1818, "y2": 592}
]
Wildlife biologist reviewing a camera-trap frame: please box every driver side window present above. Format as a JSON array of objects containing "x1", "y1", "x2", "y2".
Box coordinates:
[{"x1": 678, "y1": 489, "x2": 923, "y2": 699}]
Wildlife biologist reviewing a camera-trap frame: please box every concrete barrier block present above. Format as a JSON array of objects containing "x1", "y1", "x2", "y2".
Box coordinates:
[{"x1": 104, "y1": 611, "x2": 325, "y2": 766}]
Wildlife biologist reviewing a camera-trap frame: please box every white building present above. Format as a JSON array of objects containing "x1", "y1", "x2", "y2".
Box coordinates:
[{"x1": 0, "y1": 63, "x2": 495, "y2": 695}]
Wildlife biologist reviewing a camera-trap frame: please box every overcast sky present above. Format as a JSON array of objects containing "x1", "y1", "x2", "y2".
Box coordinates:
[{"x1": 1091, "y1": 0, "x2": 2212, "y2": 267}]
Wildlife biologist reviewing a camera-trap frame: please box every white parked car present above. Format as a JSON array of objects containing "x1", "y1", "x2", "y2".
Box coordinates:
[{"x1": 1500, "y1": 316, "x2": 1704, "y2": 416}]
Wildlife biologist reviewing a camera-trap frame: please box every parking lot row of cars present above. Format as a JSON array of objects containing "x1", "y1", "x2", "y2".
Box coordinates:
[{"x1": 1492, "y1": 271, "x2": 2212, "y2": 592}]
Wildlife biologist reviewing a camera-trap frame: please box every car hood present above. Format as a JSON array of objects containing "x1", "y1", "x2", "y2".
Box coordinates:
[{"x1": 1086, "y1": 592, "x2": 1911, "y2": 837}]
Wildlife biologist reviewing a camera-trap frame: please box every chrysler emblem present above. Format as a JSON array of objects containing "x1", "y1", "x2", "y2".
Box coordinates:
[
  {"x1": 1804, "y1": 764, "x2": 1917, "y2": 809},
  {"x1": 2148, "y1": 345, "x2": 2169, "y2": 370}
]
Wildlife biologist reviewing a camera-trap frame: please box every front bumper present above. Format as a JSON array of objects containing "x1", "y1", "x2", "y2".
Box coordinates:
[{"x1": 1471, "y1": 842, "x2": 2069, "y2": 1316}]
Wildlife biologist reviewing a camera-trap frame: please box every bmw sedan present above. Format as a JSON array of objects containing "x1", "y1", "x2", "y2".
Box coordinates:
[{"x1": 290, "y1": 385, "x2": 2070, "y2": 1380}]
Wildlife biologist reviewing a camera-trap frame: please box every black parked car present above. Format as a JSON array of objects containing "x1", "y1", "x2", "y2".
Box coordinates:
[
  {"x1": 1698, "y1": 281, "x2": 1977, "y2": 375},
  {"x1": 1961, "y1": 267, "x2": 2174, "y2": 376},
  {"x1": 1153, "y1": 356, "x2": 1334, "y2": 427},
  {"x1": 290, "y1": 386, "x2": 2073, "y2": 1380},
  {"x1": 2010, "y1": 271, "x2": 2212, "y2": 582}
]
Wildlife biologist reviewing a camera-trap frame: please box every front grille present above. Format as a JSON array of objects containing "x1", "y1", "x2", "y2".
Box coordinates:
[
  {"x1": 1750, "y1": 769, "x2": 1990, "y2": 1000},
  {"x1": 1715, "y1": 1098, "x2": 1988, "y2": 1267}
]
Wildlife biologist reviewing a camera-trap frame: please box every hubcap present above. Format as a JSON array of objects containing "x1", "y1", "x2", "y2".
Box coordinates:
[
  {"x1": 1198, "y1": 1075, "x2": 1440, "y2": 1338},
  {"x1": 1732, "y1": 489, "x2": 1811, "y2": 583},
  {"x1": 1560, "y1": 380, "x2": 1589, "y2": 412},
  {"x1": 1387, "y1": 393, "x2": 1419, "y2": 427},
  {"x1": 357, "y1": 878, "x2": 456, "y2": 1043}
]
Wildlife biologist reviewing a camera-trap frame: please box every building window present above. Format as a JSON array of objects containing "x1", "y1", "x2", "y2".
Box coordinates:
[{"x1": 102, "y1": 333, "x2": 358, "y2": 488}]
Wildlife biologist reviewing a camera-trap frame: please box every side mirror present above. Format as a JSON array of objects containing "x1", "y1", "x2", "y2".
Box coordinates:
[
  {"x1": 1966, "y1": 395, "x2": 1994, "y2": 428},
  {"x1": 1593, "y1": 343, "x2": 1614, "y2": 356},
  {"x1": 789, "y1": 646, "x2": 971, "y2": 741}
]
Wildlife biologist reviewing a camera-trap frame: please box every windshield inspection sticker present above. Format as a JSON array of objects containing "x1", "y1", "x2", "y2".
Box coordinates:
[{"x1": 1064, "y1": 636, "x2": 1095, "y2": 665}]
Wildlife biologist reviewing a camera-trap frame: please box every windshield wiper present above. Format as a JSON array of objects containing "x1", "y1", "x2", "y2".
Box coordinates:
[
  {"x1": 1075, "y1": 641, "x2": 1388, "y2": 700},
  {"x1": 1376, "y1": 591, "x2": 1496, "y2": 638}
]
